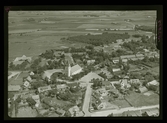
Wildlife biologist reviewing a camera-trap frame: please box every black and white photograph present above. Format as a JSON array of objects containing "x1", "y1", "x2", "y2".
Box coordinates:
[{"x1": 5, "y1": 6, "x2": 162, "y2": 118}]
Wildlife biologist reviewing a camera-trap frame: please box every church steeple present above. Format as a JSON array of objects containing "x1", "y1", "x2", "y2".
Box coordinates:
[{"x1": 68, "y1": 62, "x2": 71, "y2": 77}]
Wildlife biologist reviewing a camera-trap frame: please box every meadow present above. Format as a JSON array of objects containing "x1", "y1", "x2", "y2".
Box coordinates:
[{"x1": 8, "y1": 11, "x2": 156, "y2": 62}]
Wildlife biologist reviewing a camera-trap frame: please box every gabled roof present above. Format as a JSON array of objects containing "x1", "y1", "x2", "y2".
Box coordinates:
[
  {"x1": 38, "y1": 85, "x2": 52, "y2": 93},
  {"x1": 148, "y1": 80, "x2": 159, "y2": 86},
  {"x1": 13, "y1": 61, "x2": 24, "y2": 66},
  {"x1": 79, "y1": 72, "x2": 104, "y2": 83},
  {"x1": 71, "y1": 64, "x2": 82, "y2": 74},
  {"x1": 138, "y1": 86, "x2": 148, "y2": 93}
]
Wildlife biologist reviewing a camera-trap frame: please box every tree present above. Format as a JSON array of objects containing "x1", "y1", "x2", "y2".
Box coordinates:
[
  {"x1": 26, "y1": 97, "x2": 36, "y2": 107},
  {"x1": 145, "y1": 74, "x2": 154, "y2": 82}
]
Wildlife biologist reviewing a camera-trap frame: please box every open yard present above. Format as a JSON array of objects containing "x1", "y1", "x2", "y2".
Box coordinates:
[{"x1": 125, "y1": 91, "x2": 159, "y2": 107}]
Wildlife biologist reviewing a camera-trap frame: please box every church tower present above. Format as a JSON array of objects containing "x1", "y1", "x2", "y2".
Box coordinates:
[{"x1": 68, "y1": 63, "x2": 71, "y2": 77}]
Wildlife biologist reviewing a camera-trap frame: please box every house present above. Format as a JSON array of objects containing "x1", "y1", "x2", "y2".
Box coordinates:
[
  {"x1": 68, "y1": 106, "x2": 83, "y2": 117},
  {"x1": 38, "y1": 59, "x2": 49, "y2": 67},
  {"x1": 138, "y1": 86, "x2": 148, "y2": 93},
  {"x1": 38, "y1": 85, "x2": 52, "y2": 93},
  {"x1": 119, "y1": 79, "x2": 131, "y2": 88},
  {"x1": 142, "y1": 108, "x2": 159, "y2": 116},
  {"x1": 122, "y1": 110, "x2": 142, "y2": 116},
  {"x1": 25, "y1": 76, "x2": 32, "y2": 82},
  {"x1": 97, "y1": 102, "x2": 106, "y2": 110},
  {"x1": 97, "y1": 88, "x2": 108, "y2": 97},
  {"x1": 32, "y1": 95, "x2": 40, "y2": 105},
  {"x1": 143, "y1": 49, "x2": 149, "y2": 53},
  {"x1": 12, "y1": 61, "x2": 24, "y2": 66},
  {"x1": 147, "y1": 80, "x2": 159, "y2": 87},
  {"x1": 42, "y1": 69, "x2": 64, "y2": 81},
  {"x1": 56, "y1": 84, "x2": 69, "y2": 92},
  {"x1": 79, "y1": 72, "x2": 104, "y2": 83},
  {"x1": 29, "y1": 71, "x2": 34, "y2": 76},
  {"x1": 55, "y1": 108, "x2": 65, "y2": 116},
  {"x1": 113, "y1": 68, "x2": 121, "y2": 72},
  {"x1": 112, "y1": 57, "x2": 119, "y2": 64},
  {"x1": 87, "y1": 60, "x2": 95, "y2": 65},
  {"x1": 129, "y1": 79, "x2": 140, "y2": 84},
  {"x1": 53, "y1": 51, "x2": 64, "y2": 57},
  {"x1": 13, "y1": 55, "x2": 32, "y2": 63},
  {"x1": 23, "y1": 81, "x2": 30, "y2": 88},
  {"x1": 8, "y1": 85, "x2": 21, "y2": 92}
]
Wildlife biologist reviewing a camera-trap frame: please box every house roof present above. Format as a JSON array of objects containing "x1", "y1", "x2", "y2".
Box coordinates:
[
  {"x1": 57, "y1": 84, "x2": 68, "y2": 89},
  {"x1": 130, "y1": 79, "x2": 140, "y2": 83},
  {"x1": 32, "y1": 95, "x2": 40, "y2": 100},
  {"x1": 14, "y1": 55, "x2": 32, "y2": 62},
  {"x1": 8, "y1": 85, "x2": 21, "y2": 91},
  {"x1": 138, "y1": 86, "x2": 148, "y2": 93},
  {"x1": 26, "y1": 76, "x2": 32, "y2": 82},
  {"x1": 79, "y1": 72, "x2": 104, "y2": 83},
  {"x1": 38, "y1": 85, "x2": 52, "y2": 93},
  {"x1": 24, "y1": 81, "x2": 30, "y2": 87},
  {"x1": 13, "y1": 61, "x2": 24, "y2": 66},
  {"x1": 120, "y1": 55, "x2": 136, "y2": 59},
  {"x1": 71, "y1": 64, "x2": 82, "y2": 74},
  {"x1": 148, "y1": 80, "x2": 159, "y2": 86},
  {"x1": 38, "y1": 59, "x2": 48, "y2": 67}
]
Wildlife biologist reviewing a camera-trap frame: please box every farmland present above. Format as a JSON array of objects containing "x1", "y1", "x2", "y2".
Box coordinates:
[{"x1": 8, "y1": 11, "x2": 156, "y2": 62}]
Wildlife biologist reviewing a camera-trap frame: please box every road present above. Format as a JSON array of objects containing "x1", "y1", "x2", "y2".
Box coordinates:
[
  {"x1": 91, "y1": 104, "x2": 159, "y2": 117},
  {"x1": 82, "y1": 83, "x2": 93, "y2": 117},
  {"x1": 8, "y1": 71, "x2": 21, "y2": 80}
]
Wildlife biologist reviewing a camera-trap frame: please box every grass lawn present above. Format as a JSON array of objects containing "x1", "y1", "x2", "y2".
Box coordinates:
[
  {"x1": 125, "y1": 92, "x2": 159, "y2": 107},
  {"x1": 110, "y1": 99, "x2": 132, "y2": 108}
]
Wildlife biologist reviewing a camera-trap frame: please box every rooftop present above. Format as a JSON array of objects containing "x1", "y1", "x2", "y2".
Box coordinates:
[{"x1": 71, "y1": 64, "x2": 82, "y2": 74}]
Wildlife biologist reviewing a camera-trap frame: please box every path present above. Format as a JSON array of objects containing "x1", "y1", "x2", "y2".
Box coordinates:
[{"x1": 8, "y1": 71, "x2": 21, "y2": 80}]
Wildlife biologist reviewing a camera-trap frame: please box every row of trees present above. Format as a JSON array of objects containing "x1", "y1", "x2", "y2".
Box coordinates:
[
  {"x1": 8, "y1": 61, "x2": 29, "y2": 71},
  {"x1": 66, "y1": 33, "x2": 130, "y2": 46}
]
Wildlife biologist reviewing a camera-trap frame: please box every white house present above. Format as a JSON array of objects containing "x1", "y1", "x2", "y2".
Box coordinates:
[
  {"x1": 14, "y1": 55, "x2": 32, "y2": 63},
  {"x1": 147, "y1": 80, "x2": 159, "y2": 87},
  {"x1": 23, "y1": 81, "x2": 30, "y2": 88},
  {"x1": 38, "y1": 85, "x2": 52, "y2": 93}
]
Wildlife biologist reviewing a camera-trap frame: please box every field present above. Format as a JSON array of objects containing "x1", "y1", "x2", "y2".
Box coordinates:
[
  {"x1": 8, "y1": 11, "x2": 156, "y2": 62},
  {"x1": 125, "y1": 91, "x2": 159, "y2": 107}
]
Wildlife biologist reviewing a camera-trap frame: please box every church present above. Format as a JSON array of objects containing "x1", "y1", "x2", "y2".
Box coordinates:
[{"x1": 65, "y1": 63, "x2": 82, "y2": 77}]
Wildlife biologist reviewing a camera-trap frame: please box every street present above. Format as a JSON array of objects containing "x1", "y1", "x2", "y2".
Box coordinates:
[
  {"x1": 91, "y1": 104, "x2": 159, "y2": 117},
  {"x1": 82, "y1": 83, "x2": 93, "y2": 117}
]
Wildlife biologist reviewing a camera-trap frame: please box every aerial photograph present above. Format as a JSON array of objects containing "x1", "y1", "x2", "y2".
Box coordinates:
[{"x1": 8, "y1": 10, "x2": 160, "y2": 117}]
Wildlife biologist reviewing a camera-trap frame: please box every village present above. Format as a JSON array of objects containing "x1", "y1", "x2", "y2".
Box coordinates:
[{"x1": 8, "y1": 33, "x2": 160, "y2": 117}]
